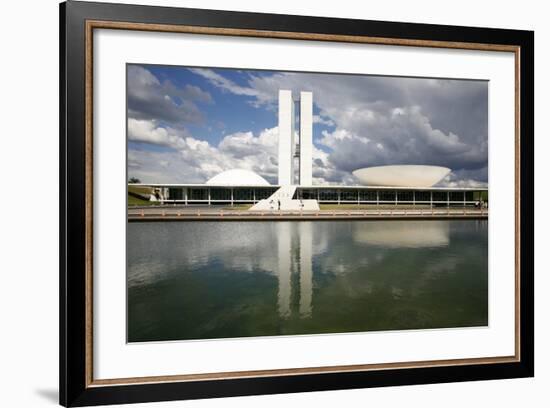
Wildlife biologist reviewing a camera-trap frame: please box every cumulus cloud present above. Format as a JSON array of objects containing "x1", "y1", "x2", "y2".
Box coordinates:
[
  {"x1": 127, "y1": 65, "x2": 212, "y2": 125},
  {"x1": 128, "y1": 118, "x2": 189, "y2": 149},
  {"x1": 440, "y1": 178, "x2": 488, "y2": 188},
  {"x1": 438, "y1": 166, "x2": 488, "y2": 187},
  {"x1": 188, "y1": 68, "x2": 260, "y2": 97},
  {"x1": 127, "y1": 120, "x2": 348, "y2": 185},
  {"x1": 313, "y1": 115, "x2": 335, "y2": 127},
  {"x1": 188, "y1": 68, "x2": 488, "y2": 186},
  {"x1": 318, "y1": 105, "x2": 481, "y2": 177},
  {"x1": 130, "y1": 66, "x2": 488, "y2": 187},
  {"x1": 128, "y1": 121, "x2": 279, "y2": 184},
  {"x1": 219, "y1": 128, "x2": 278, "y2": 158}
]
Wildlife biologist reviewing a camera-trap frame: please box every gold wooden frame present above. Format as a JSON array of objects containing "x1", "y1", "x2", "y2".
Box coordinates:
[{"x1": 84, "y1": 20, "x2": 521, "y2": 388}]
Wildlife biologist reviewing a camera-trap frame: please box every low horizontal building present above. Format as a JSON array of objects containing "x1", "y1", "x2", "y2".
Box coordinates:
[{"x1": 131, "y1": 183, "x2": 487, "y2": 207}]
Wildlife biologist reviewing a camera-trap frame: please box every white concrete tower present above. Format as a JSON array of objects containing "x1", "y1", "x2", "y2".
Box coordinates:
[
  {"x1": 299, "y1": 91, "x2": 313, "y2": 186},
  {"x1": 278, "y1": 90, "x2": 295, "y2": 185},
  {"x1": 278, "y1": 90, "x2": 313, "y2": 186}
]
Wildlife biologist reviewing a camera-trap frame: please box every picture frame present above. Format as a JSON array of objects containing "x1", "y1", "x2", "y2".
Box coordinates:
[{"x1": 60, "y1": 0, "x2": 534, "y2": 406}]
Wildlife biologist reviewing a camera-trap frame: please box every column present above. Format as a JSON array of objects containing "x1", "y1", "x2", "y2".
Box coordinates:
[
  {"x1": 299, "y1": 91, "x2": 313, "y2": 186},
  {"x1": 278, "y1": 90, "x2": 294, "y2": 186}
]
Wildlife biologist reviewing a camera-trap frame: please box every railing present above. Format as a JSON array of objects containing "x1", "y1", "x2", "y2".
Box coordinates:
[{"x1": 129, "y1": 207, "x2": 488, "y2": 219}]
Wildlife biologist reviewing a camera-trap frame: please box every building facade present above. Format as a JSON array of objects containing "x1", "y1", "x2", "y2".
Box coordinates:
[
  {"x1": 278, "y1": 90, "x2": 313, "y2": 186},
  {"x1": 141, "y1": 184, "x2": 487, "y2": 207}
]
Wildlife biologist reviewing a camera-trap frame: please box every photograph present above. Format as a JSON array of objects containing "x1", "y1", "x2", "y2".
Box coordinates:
[
  {"x1": 126, "y1": 64, "x2": 489, "y2": 343},
  {"x1": 54, "y1": 1, "x2": 535, "y2": 406}
]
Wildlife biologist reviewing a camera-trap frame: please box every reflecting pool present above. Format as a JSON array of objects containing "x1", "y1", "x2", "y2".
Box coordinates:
[{"x1": 127, "y1": 220, "x2": 488, "y2": 342}]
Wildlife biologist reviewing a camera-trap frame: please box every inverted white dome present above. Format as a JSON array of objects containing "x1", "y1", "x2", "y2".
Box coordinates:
[
  {"x1": 206, "y1": 169, "x2": 270, "y2": 186},
  {"x1": 353, "y1": 165, "x2": 451, "y2": 187}
]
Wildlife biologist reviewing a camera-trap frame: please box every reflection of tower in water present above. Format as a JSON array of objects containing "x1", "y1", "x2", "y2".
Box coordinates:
[
  {"x1": 276, "y1": 223, "x2": 292, "y2": 318},
  {"x1": 299, "y1": 223, "x2": 313, "y2": 318},
  {"x1": 276, "y1": 222, "x2": 313, "y2": 319}
]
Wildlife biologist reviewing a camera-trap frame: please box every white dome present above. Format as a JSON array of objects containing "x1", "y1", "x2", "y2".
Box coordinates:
[
  {"x1": 353, "y1": 165, "x2": 451, "y2": 187},
  {"x1": 206, "y1": 169, "x2": 270, "y2": 186}
]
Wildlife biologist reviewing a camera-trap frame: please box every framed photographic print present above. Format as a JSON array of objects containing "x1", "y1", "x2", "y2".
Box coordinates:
[{"x1": 60, "y1": 0, "x2": 534, "y2": 406}]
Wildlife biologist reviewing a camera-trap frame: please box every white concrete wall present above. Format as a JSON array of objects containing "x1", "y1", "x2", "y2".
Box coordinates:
[
  {"x1": 299, "y1": 91, "x2": 313, "y2": 186},
  {"x1": 278, "y1": 90, "x2": 294, "y2": 185}
]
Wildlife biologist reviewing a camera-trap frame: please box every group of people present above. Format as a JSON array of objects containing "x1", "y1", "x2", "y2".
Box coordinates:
[
  {"x1": 268, "y1": 199, "x2": 305, "y2": 211},
  {"x1": 269, "y1": 199, "x2": 281, "y2": 211},
  {"x1": 475, "y1": 199, "x2": 488, "y2": 209}
]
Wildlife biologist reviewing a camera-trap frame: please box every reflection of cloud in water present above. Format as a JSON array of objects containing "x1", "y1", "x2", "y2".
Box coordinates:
[
  {"x1": 353, "y1": 221, "x2": 450, "y2": 249},
  {"x1": 128, "y1": 222, "x2": 315, "y2": 319},
  {"x1": 128, "y1": 220, "x2": 488, "y2": 340},
  {"x1": 128, "y1": 220, "x2": 456, "y2": 319},
  {"x1": 127, "y1": 222, "x2": 280, "y2": 287}
]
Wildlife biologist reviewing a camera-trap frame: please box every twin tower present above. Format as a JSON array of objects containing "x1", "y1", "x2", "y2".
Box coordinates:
[{"x1": 278, "y1": 90, "x2": 313, "y2": 186}]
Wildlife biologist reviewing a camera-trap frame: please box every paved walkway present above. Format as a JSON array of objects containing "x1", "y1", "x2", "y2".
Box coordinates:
[{"x1": 128, "y1": 207, "x2": 488, "y2": 221}]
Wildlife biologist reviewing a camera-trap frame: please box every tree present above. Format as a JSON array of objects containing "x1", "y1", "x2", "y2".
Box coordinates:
[{"x1": 129, "y1": 177, "x2": 141, "y2": 184}]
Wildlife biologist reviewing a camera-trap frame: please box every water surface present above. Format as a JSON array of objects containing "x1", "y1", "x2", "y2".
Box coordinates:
[{"x1": 127, "y1": 220, "x2": 488, "y2": 342}]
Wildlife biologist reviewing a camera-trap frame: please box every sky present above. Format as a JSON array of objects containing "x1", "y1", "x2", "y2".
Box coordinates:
[{"x1": 127, "y1": 64, "x2": 488, "y2": 187}]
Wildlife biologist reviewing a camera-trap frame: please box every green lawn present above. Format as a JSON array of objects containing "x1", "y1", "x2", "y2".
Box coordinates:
[
  {"x1": 128, "y1": 185, "x2": 153, "y2": 196},
  {"x1": 221, "y1": 204, "x2": 252, "y2": 211},
  {"x1": 128, "y1": 185, "x2": 159, "y2": 206},
  {"x1": 128, "y1": 193, "x2": 159, "y2": 206}
]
